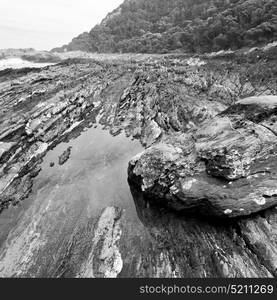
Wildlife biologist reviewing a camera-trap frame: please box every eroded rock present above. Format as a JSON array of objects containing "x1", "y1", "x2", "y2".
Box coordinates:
[
  {"x1": 58, "y1": 147, "x2": 72, "y2": 165},
  {"x1": 1, "y1": 52, "x2": 277, "y2": 278},
  {"x1": 128, "y1": 96, "x2": 277, "y2": 218},
  {"x1": 77, "y1": 206, "x2": 123, "y2": 278}
]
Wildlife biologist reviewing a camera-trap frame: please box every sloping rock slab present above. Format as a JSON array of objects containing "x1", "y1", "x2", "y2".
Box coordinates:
[{"x1": 128, "y1": 96, "x2": 277, "y2": 218}]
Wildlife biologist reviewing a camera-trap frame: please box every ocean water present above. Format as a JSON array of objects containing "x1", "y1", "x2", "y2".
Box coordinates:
[{"x1": 0, "y1": 57, "x2": 56, "y2": 71}]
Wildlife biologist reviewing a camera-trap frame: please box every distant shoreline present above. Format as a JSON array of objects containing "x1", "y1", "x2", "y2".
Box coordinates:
[{"x1": 0, "y1": 57, "x2": 56, "y2": 71}]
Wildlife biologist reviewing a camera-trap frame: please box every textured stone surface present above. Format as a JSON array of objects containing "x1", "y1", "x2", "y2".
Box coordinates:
[
  {"x1": 58, "y1": 147, "x2": 72, "y2": 165},
  {"x1": 0, "y1": 50, "x2": 277, "y2": 278},
  {"x1": 129, "y1": 96, "x2": 277, "y2": 218},
  {"x1": 77, "y1": 207, "x2": 123, "y2": 278}
]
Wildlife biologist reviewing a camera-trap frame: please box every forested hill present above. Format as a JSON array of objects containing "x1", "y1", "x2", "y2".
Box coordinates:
[{"x1": 53, "y1": 0, "x2": 277, "y2": 54}]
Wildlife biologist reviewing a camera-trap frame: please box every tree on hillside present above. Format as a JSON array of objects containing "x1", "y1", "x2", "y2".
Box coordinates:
[{"x1": 54, "y1": 0, "x2": 277, "y2": 54}]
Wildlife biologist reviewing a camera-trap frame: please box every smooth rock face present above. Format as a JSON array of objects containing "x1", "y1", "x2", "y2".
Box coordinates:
[{"x1": 128, "y1": 96, "x2": 277, "y2": 218}]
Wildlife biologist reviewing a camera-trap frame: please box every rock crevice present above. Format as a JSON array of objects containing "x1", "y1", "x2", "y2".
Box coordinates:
[{"x1": 128, "y1": 96, "x2": 277, "y2": 218}]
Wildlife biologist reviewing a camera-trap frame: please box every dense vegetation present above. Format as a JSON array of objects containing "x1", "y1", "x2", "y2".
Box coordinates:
[{"x1": 53, "y1": 0, "x2": 277, "y2": 53}]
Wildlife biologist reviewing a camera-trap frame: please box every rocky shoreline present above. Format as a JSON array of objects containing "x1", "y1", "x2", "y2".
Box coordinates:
[{"x1": 0, "y1": 47, "x2": 277, "y2": 277}]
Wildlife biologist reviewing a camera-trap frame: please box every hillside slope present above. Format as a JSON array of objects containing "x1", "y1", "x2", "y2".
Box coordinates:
[{"x1": 53, "y1": 0, "x2": 277, "y2": 54}]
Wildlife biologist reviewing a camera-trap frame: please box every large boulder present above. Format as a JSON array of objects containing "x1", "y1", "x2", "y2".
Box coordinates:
[{"x1": 128, "y1": 96, "x2": 277, "y2": 218}]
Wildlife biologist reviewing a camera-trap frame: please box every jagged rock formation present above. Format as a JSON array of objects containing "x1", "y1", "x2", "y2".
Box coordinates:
[
  {"x1": 58, "y1": 147, "x2": 72, "y2": 165},
  {"x1": 125, "y1": 50, "x2": 277, "y2": 278},
  {"x1": 0, "y1": 48, "x2": 277, "y2": 277},
  {"x1": 129, "y1": 185, "x2": 277, "y2": 277},
  {"x1": 2, "y1": 49, "x2": 275, "y2": 212},
  {"x1": 128, "y1": 96, "x2": 277, "y2": 218}
]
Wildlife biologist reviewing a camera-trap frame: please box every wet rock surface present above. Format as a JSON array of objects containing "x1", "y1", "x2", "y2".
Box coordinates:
[
  {"x1": 0, "y1": 49, "x2": 277, "y2": 277},
  {"x1": 58, "y1": 147, "x2": 72, "y2": 165}
]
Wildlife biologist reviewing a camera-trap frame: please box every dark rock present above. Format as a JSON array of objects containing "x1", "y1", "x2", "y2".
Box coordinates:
[
  {"x1": 128, "y1": 96, "x2": 277, "y2": 218},
  {"x1": 128, "y1": 184, "x2": 275, "y2": 277},
  {"x1": 58, "y1": 147, "x2": 72, "y2": 165}
]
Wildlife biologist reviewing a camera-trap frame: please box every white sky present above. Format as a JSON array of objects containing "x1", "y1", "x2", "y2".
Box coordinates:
[{"x1": 0, "y1": 0, "x2": 124, "y2": 50}]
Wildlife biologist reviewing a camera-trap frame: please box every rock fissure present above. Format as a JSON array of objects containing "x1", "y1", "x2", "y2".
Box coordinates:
[{"x1": 234, "y1": 223, "x2": 276, "y2": 277}]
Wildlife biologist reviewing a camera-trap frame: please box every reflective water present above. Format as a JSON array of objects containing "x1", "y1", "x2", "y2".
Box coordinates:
[{"x1": 0, "y1": 125, "x2": 144, "y2": 277}]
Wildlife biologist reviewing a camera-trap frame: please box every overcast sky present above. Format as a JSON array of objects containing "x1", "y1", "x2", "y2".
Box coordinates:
[{"x1": 0, "y1": 0, "x2": 124, "y2": 50}]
